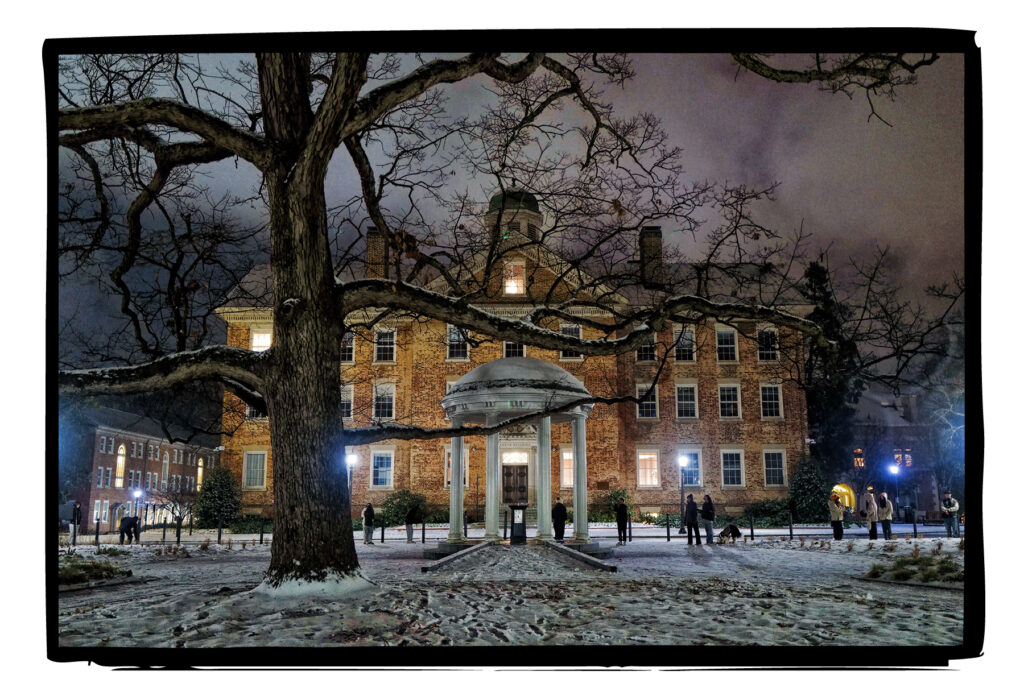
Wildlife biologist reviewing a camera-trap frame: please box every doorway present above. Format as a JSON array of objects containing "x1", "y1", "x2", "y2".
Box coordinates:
[{"x1": 501, "y1": 450, "x2": 530, "y2": 505}]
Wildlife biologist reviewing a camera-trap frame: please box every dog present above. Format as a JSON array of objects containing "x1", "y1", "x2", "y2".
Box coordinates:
[{"x1": 717, "y1": 524, "x2": 743, "y2": 543}]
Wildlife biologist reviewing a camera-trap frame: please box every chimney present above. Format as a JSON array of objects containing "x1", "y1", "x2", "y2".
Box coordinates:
[
  {"x1": 366, "y1": 227, "x2": 389, "y2": 279},
  {"x1": 639, "y1": 226, "x2": 664, "y2": 289}
]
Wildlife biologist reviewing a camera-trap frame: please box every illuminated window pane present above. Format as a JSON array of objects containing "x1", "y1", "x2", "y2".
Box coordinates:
[
  {"x1": 372, "y1": 453, "x2": 393, "y2": 487},
  {"x1": 244, "y1": 452, "x2": 266, "y2": 488},
  {"x1": 637, "y1": 450, "x2": 660, "y2": 487},
  {"x1": 560, "y1": 450, "x2": 574, "y2": 488},
  {"x1": 504, "y1": 262, "x2": 525, "y2": 294},
  {"x1": 251, "y1": 331, "x2": 272, "y2": 352}
]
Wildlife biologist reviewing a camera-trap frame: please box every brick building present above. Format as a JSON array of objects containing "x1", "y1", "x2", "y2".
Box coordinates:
[
  {"x1": 216, "y1": 192, "x2": 811, "y2": 520},
  {"x1": 63, "y1": 406, "x2": 221, "y2": 533}
]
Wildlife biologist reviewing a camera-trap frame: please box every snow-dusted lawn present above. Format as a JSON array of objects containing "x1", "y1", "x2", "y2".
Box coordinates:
[{"x1": 57, "y1": 536, "x2": 964, "y2": 648}]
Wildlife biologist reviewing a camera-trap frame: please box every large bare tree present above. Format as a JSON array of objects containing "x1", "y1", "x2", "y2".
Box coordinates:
[{"x1": 55, "y1": 50, "x2": 945, "y2": 589}]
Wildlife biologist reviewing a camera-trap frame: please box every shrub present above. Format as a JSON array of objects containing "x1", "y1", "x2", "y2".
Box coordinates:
[
  {"x1": 600, "y1": 488, "x2": 634, "y2": 519},
  {"x1": 920, "y1": 569, "x2": 940, "y2": 583},
  {"x1": 229, "y1": 516, "x2": 272, "y2": 534},
  {"x1": 865, "y1": 564, "x2": 885, "y2": 578},
  {"x1": 193, "y1": 466, "x2": 243, "y2": 528},
  {"x1": 424, "y1": 507, "x2": 450, "y2": 524},
  {"x1": 379, "y1": 490, "x2": 427, "y2": 528},
  {"x1": 891, "y1": 568, "x2": 915, "y2": 581},
  {"x1": 95, "y1": 546, "x2": 129, "y2": 557},
  {"x1": 59, "y1": 557, "x2": 128, "y2": 585},
  {"x1": 351, "y1": 518, "x2": 362, "y2": 531},
  {"x1": 788, "y1": 456, "x2": 832, "y2": 523},
  {"x1": 744, "y1": 499, "x2": 792, "y2": 527}
]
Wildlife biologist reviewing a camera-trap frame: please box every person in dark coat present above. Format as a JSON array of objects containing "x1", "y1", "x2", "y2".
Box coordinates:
[
  {"x1": 118, "y1": 514, "x2": 132, "y2": 545},
  {"x1": 613, "y1": 497, "x2": 629, "y2": 546},
  {"x1": 551, "y1": 497, "x2": 568, "y2": 541},
  {"x1": 684, "y1": 494, "x2": 702, "y2": 546},
  {"x1": 129, "y1": 515, "x2": 141, "y2": 544},
  {"x1": 700, "y1": 495, "x2": 715, "y2": 545},
  {"x1": 405, "y1": 504, "x2": 421, "y2": 543},
  {"x1": 361, "y1": 503, "x2": 375, "y2": 545},
  {"x1": 69, "y1": 502, "x2": 83, "y2": 546}
]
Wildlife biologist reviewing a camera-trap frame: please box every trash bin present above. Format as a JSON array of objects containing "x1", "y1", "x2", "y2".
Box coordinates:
[{"x1": 509, "y1": 504, "x2": 527, "y2": 546}]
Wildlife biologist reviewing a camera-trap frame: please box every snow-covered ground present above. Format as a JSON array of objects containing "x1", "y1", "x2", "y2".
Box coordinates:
[{"x1": 57, "y1": 536, "x2": 964, "y2": 648}]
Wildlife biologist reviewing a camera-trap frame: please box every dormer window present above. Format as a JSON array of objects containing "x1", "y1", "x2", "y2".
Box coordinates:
[{"x1": 504, "y1": 262, "x2": 525, "y2": 295}]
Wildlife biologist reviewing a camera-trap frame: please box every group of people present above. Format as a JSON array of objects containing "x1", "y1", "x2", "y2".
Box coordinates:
[
  {"x1": 357, "y1": 502, "x2": 439, "y2": 544},
  {"x1": 833, "y1": 490, "x2": 895, "y2": 540},
  {"x1": 610, "y1": 494, "x2": 718, "y2": 546}
]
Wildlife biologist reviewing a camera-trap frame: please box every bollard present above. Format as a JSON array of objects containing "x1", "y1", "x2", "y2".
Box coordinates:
[
  {"x1": 259, "y1": 518, "x2": 265, "y2": 545},
  {"x1": 463, "y1": 513, "x2": 468, "y2": 538},
  {"x1": 628, "y1": 516, "x2": 633, "y2": 542},
  {"x1": 503, "y1": 510, "x2": 508, "y2": 540},
  {"x1": 666, "y1": 515, "x2": 671, "y2": 542},
  {"x1": 162, "y1": 522, "x2": 167, "y2": 542},
  {"x1": 789, "y1": 511, "x2": 794, "y2": 540},
  {"x1": 94, "y1": 519, "x2": 100, "y2": 546},
  {"x1": 189, "y1": 517, "x2": 193, "y2": 537},
  {"x1": 380, "y1": 522, "x2": 385, "y2": 544},
  {"x1": 912, "y1": 516, "x2": 918, "y2": 538},
  {"x1": 749, "y1": 515, "x2": 755, "y2": 540},
  {"x1": 217, "y1": 517, "x2": 223, "y2": 545},
  {"x1": 421, "y1": 520, "x2": 425, "y2": 544}
]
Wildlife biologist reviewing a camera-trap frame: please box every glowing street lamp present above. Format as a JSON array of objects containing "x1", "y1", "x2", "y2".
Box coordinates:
[
  {"x1": 888, "y1": 464, "x2": 901, "y2": 517},
  {"x1": 678, "y1": 454, "x2": 689, "y2": 533},
  {"x1": 345, "y1": 453, "x2": 358, "y2": 503}
]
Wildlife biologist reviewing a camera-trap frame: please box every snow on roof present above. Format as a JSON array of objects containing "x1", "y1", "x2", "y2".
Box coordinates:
[{"x1": 69, "y1": 405, "x2": 219, "y2": 448}]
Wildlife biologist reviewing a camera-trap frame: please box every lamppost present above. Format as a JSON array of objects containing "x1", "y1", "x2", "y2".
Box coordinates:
[
  {"x1": 678, "y1": 455, "x2": 689, "y2": 533},
  {"x1": 346, "y1": 453, "x2": 358, "y2": 505},
  {"x1": 889, "y1": 464, "x2": 901, "y2": 520}
]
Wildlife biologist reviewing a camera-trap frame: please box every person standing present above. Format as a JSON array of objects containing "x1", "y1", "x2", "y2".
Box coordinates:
[
  {"x1": 405, "y1": 504, "x2": 421, "y2": 543},
  {"x1": 130, "y1": 514, "x2": 141, "y2": 544},
  {"x1": 613, "y1": 497, "x2": 629, "y2": 546},
  {"x1": 684, "y1": 494, "x2": 702, "y2": 546},
  {"x1": 552, "y1": 497, "x2": 568, "y2": 542},
  {"x1": 828, "y1": 494, "x2": 844, "y2": 540},
  {"x1": 941, "y1": 492, "x2": 960, "y2": 538},
  {"x1": 863, "y1": 491, "x2": 879, "y2": 540},
  {"x1": 700, "y1": 495, "x2": 715, "y2": 545},
  {"x1": 118, "y1": 512, "x2": 132, "y2": 545},
  {"x1": 69, "y1": 502, "x2": 82, "y2": 546},
  {"x1": 877, "y1": 492, "x2": 894, "y2": 540},
  {"x1": 361, "y1": 503, "x2": 375, "y2": 544}
]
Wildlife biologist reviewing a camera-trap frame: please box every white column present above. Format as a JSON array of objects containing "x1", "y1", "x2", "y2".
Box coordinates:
[
  {"x1": 447, "y1": 418, "x2": 465, "y2": 543},
  {"x1": 484, "y1": 426, "x2": 501, "y2": 540},
  {"x1": 536, "y1": 416, "x2": 552, "y2": 540},
  {"x1": 572, "y1": 413, "x2": 589, "y2": 542}
]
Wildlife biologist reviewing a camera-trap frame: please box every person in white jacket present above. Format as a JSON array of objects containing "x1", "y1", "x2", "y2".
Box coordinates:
[
  {"x1": 941, "y1": 492, "x2": 960, "y2": 538},
  {"x1": 877, "y1": 492, "x2": 894, "y2": 540},
  {"x1": 863, "y1": 491, "x2": 879, "y2": 540},
  {"x1": 828, "y1": 494, "x2": 844, "y2": 540}
]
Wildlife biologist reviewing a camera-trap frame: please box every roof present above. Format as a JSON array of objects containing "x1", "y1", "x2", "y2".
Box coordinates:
[
  {"x1": 487, "y1": 189, "x2": 540, "y2": 214},
  {"x1": 446, "y1": 357, "x2": 590, "y2": 397},
  {"x1": 852, "y1": 388, "x2": 923, "y2": 429},
  {"x1": 68, "y1": 405, "x2": 219, "y2": 448}
]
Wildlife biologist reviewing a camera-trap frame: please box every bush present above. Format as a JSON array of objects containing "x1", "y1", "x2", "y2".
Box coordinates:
[
  {"x1": 424, "y1": 507, "x2": 450, "y2": 524},
  {"x1": 379, "y1": 490, "x2": 427, "y2": 528},
  {"x1": 58, "y1": 557, "x2": 129, "y2": 585},
  {"x1": 95, "y1": 546, "x2": 129, "y2": 556},
  {"x1": 744, "y1": 499, "x2": 791, "y2": 527},
  {"x1": 193, "y1": 466, "x2": 242, "y2": 528},
  {"x1": 228, "y1": 515, "x2": 272, "y2": 534},
  {"x1": 788, "y1": 456, "x2": 832, "y2": 523}
]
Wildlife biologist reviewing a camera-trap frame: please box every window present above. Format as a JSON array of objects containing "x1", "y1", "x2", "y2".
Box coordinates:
[
  {"x1": 251, "y1": 330, "x2": 272, "y2": 352},
  {"x1": 96, "y1": 468, "x2": 104, "y2": 488},
  {"x1": 677, "y1": 449, "x2": 701, "y2": 486},
  {"x1": 371, "y1": 450, "x2": 394, "y2": 488},
  {"x1": 443, "y1": 445, "x2": 469, "y2": 488},
  {"x1": 504, "y1": 342, "x2": 524, "y2": 358},
  {"x1": 374, "y1": 329, "x2": 396, "y2": 362},
  {"x1": 130, "y1": 442, "x2": 136, "y2": 458},
  {"x1": 152, "y1": 474, "x2": 158, "y2": 491},
  {"x1": 853, "y1": 448, "x2": 865, "y2": 468},
  {"x1": 148, "y1": 444, "x2": 153, "y2": 459},
  {"x1": 560, "y1": 448, "x2": 574, "y2": 488},
  {"x1": 719, "y1": 385, "x2": 741, "y2": 418},
  {"x1": 108, "y1": 437, "x2": 115, "y2": 454},
  {"x1": 99, "y1": 436, "x2": 106, "y2": 453},
  {"x1": 161, "y1": 452, "x2": 170, "y2": 490},
  {"x1": 637, "y1": 449, "x2": 661, "y2": 488},
  {"x1": 444, "y1": 378, "x2": 458, "y2": 420},
  {"x1": 340, "y1": 384, "x2": 353, "y2": 421},
  {"x1": 675, "y1": 384, "x2": 697, "y2": 419},
  {"x1": 722, "y1": 450, "x2": 745, "y2": 487},
  {"x1": 340, "y1": 331, "x2": 354, "y2": 363},
  {"x1": 244, "y1": 451, "x2": 267, "y2": 489},
  {"x1": 93, "y1": 500, "x2": 101, "y2": 523},
  {"x1": 104, "y1": 468, "x2": 112, "y2": 488},
  {"x1": 760, "y1": 384, "x2": 782, "y2": 418},
  {"x1": 637, "y1": 384, "x2": 658, "y2": 419},
  {"x1": 764, "y1": 450, "x2": 786, "y2": 486},
  {"x1": 560, "y1": 325, "x2": 582, "y2": 360},
  {"x1": 716, "y1": 328, "x2": 737, "y2": 362},
  {"x1": 102, "y1": 500, "x2": 109, "y2": 523},
  {"x1": 504, "y1": 261, "x2": 526, "y2": 294},
  {"x1": 245, "y1": 403, "x2": 268, "y2": 419},
  {"x1": 446, "y1": 325, "x2": 469, "y2": 360},
  {"x1": 373, "y1": 383, "x2": 395, "y2": 420},
  {"x1": 197, "y1": 458, "x2": 204, "y2": 490},
  {"x1": 674, "y1": 325, "x2": 695, "y2": 361},
  {"x1": 636, "y1": 337, "x2": 657, "y2": 362},
  {"x1": 757, "y1": 328, "x2": 779, "y2": 361},
  {"x1": 146, "y1": 472, "x2": 152, "y2": 490}
]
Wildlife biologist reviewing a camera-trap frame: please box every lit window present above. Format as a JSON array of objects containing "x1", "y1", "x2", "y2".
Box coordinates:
[
  {"x1": 340, "y1": 384, "x2": 353, "y2": 421},
  {"x1": 676, "y1": 385, "x2": 697, "y2": 418},
  {"x1": 722, "y1": 450, "x2": 744, "y2": 487},
  {"x1": 560, "y1": 449, "x2": 574, "y2": 488},
  {"x1": 340, "y1": 331, "x2": 354, "y2": 363},
  {"x1": 560, "y1": 325, "x2": 582, "y2": 360},
  {"x1": 373, "y1": 383, "x2": 395, "y2": 420},
  {"x1": 504, "y1": 342, "x2": 524, "y2": 358},
  {"x1": 719, "y1": 385, "x2": 740, "y2": 418},
  {"x1": 371, "y1": 451, "x2": 394, "y2": 488},
  {"x1": 447, "y1": 325, "x2": 469, "y2": 360},
  {"x1": 444, "y1": 446, "x2": 469, "y2": 488},
  {"x1": 161, "y1": 452, "x2": 170, "y2": 490},
  {"x1": 374, "y1": 329, "x2": 395, "y2": 362},
  {"x1": 196, "y1": 459, "x2": 204, "y2": 490},
  {"x1": 757, "y1": 329, "x2": 779, "y2": 361},
  {"x1": 637, "y1": 449, "x2": 661, "y2": 487},
  {"x1": 853, "y1": 449, "x2": 865, "y2": 468},
  {"x1": 760, "y1": 385, "x2": 782, "y2": 418},
  {"x1": 637, "y1": 384, "x2": 658, "y2": 419},
  {"x1": 244, "y1": 452, "x2": 267, "y2": 489},
  {"x1": 674, "y1": 326, "x2": 695, "y2": 361},
  {"x1": 764, "y1": 451, "x2": 786, "y2": 486},
  {"x1": 504, "y1": 262, "x2": 526, "y2": 294},
  {"x1": 716, "y1": 328, "x2": 737, "y2": 362},
  {"x1": 636, "y1": 338, "x2": 657, "y2": 362},
  {"x1": 678, "y1": 450, "x2": 701, "y2": 486},
  {"x1": 251, "y1": 330, "x2": 272, "y2": 352}
]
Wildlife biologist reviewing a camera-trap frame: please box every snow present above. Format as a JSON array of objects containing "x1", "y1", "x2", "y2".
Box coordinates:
[
  {"x1": 57, "y1": 534, "x2": 964, "y2": 649},
  {"x1": 248, "y1": 570, "x2": 377, "y2": 599}
]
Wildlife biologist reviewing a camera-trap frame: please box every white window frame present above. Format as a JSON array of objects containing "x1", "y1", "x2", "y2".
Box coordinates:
[
  {"x1": 443, "y1": 445, "x2": 470, "y2": 489},
  {"x1": 721, "y1": 449, "x2": 746, "y2": 489},
  {"x1": 716, "y1": 325, "x2": 738, "y2": 363},
  {"x1": 445, "y1": 324, "x2": 470, "y2": 362},
  {"x1": 673, "y1": 323, "x2": 696, "y2": 362},
  {"x1": 763, "y1": 449, "x2": 788, "y2": 488},
  {"x1": 503, "y1": 260, "x2": 526, "y2": 295},
  {"x1": 102, "y1": 500, "x2": 109, "y2": 523},
  {"x1": 757, "y1": 326, "x2": 780, "y2": 362},
  {"x1": 760, "y1": 383, "x2": 784, "y2": 419},
  {"x1": 108, "y1": 437, "x2": 115, "y2": 454},
  {"x1": 104, "y1": 468, "x2": 112, "y2": 488},
  {"x1": 677, "y1": 446, "x2": 702, "y2": 487},
  {"x1": 636, "y1": 337, "x2": 657, "y2": 362},
  {"x1": 559, "y1": 324, "x2": 583, "y2": 361},
  {"x1": 96, "y1": 467, "x2": 104, "y2": 488},
  {"x1": 242, "y1": 450, "x2": 268, "y2": 490},
  {"x1": 372, "y1": 381, "x2": 396, "y2": 421},
  {"x1": 340, "y1": 383, "x2": 354, "y2": 422},
  {"x1": 340, "y1": 330, "x2": 355, "y2": 364},
  {"x1": 636, "y1": 383, "x2": 659, "y2": 419},
  {"x1": 93, "y1": 500, "x2": 102, "y2": 523},
  {"x1": 675, "y1": 382, "x2": 699, "y2": 419},
  {"x1": 146, "y1": 472, "x2": 152, "y2": 490},
  {"x1": 250, "y1": 328, "x2": 272, "y2": 352},
  {"x1": 718, "y1": 383, "x2": 742, "y2": 419},
  {"x1": 636, "y1": 447, "x2": 662, "y2": 489},
  {"x1": 559, "y1": 446, "x2": 574, "y2": 489},
  {"x1": 99, "y1": 435, "x2": 106, "y2": 453},
  {"x1": 369, "y1": 447, "x2": 395, "y2": 490},
  {"x1": 373, "y1": 328, "x2": 396, "y2": 363},
  {"x1": 503, "y1": 341, "x2": 525, "y2": 358}
]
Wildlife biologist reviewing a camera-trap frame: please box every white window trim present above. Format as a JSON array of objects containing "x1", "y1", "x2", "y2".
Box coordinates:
[
  {"x1": 250, "y1": 326, "x2": 272, "y2": 352},
  {"x1": 369, "y1": 447, "x2": 396, "y2": 490},
  {"x1": 636, "y1": 383, "x2": 659, "y2": 420},
  {"x1": 721, "y1": 448, "x2": 746, "y2": 489},
  {"x1": 559, "y1": 324, "x2": 584, "y2": 362},
  {"x1": 756, "y1": 325, "x2": 780, "y2": 362},
  {"x1": 559, "y1": 445, "x2": 574, "y2": 489},
  {"x1": 759, "y1": 382, "x2": 785, "y2": 420},
  {"x1": 636, "y1": 446, "x2": 662, "y2": 489},
  {"x1": 676, "y1": 446, "x2": 702, "y2": 488},
  {"x1": 372, "y1": 327, "x2": 397, "y2": 364},
  {"x1": 503, "y1": 260, "x2": 527, "y2": 296},
  {"x1": 635, "y1": 336, "x2": 657, "y2": 363},
  {"x1": 102, "y1": 500, "x2": 109, "y2": 523},
  {"x1": 242, "y1": 449, "x2": 268, "y2": 491},
  {"x1": 93, "y1": 500, "x2": 102, "y2": 523},
  {"x1": 503, "y1": 341, "x2": 526, "y2": 358},
  {"x1": 718, "y1": 383, "x2": 742, "y2": 420},
  {"x1": 673, "y1": 323, "x2": 696, "y2": 362},
  {"x1": 715, "y1": 325, "x2": 739, "y2": 363},
  {"x1": 763, "y1": 448, "x2": 788, "y2": 488},
  {"x1": 443, "y1": 444, "x2": 470, "y2": 489},
  {"x1": 445, "y1": 324, "x2": 471, "y2": 362},
  {"x1": 340, "y1": 331, "x2": 356, "y2": 365},
  {"x1": 674, "y1": 381, "x2": 699, "y2": 420},
  {"x1": 372, "y1": 380, "x2": 396, "y2": 422},
  {"x1": 340, "y1": 383, "x2": 354, "y2": 423}
]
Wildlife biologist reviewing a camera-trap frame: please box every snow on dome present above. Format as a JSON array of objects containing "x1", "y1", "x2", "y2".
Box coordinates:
[{"x1": 447, "y1": 357, "x2": 589, "y2": 396}]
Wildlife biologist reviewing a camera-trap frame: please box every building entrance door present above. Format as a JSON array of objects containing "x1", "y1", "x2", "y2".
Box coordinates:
[{"x1": 501, "y1": 450, "x2": 530, "y2": 505}]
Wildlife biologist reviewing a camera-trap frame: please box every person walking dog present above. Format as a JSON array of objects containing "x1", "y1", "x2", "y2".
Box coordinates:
[
  {"x1": 877, "y1": 492, "x2": 894, "y2": 540},
  {"x1": 700, "y1": 495, "x2": 715, "y2": 545},
  {"x1": 828, "y1": 494, "x2": 844, "y2": 540},
  {"x1": 362, "y1": 503, "x2": 375, "y2": 544},
  {"x1": 941, "y1": 492, "x2": 960, "y2": 538}
]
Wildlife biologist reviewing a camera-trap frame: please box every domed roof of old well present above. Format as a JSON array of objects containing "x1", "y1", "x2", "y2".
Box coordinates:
[{"x1": 486, "y1": 188, "x2": 540, "y2": 214}]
